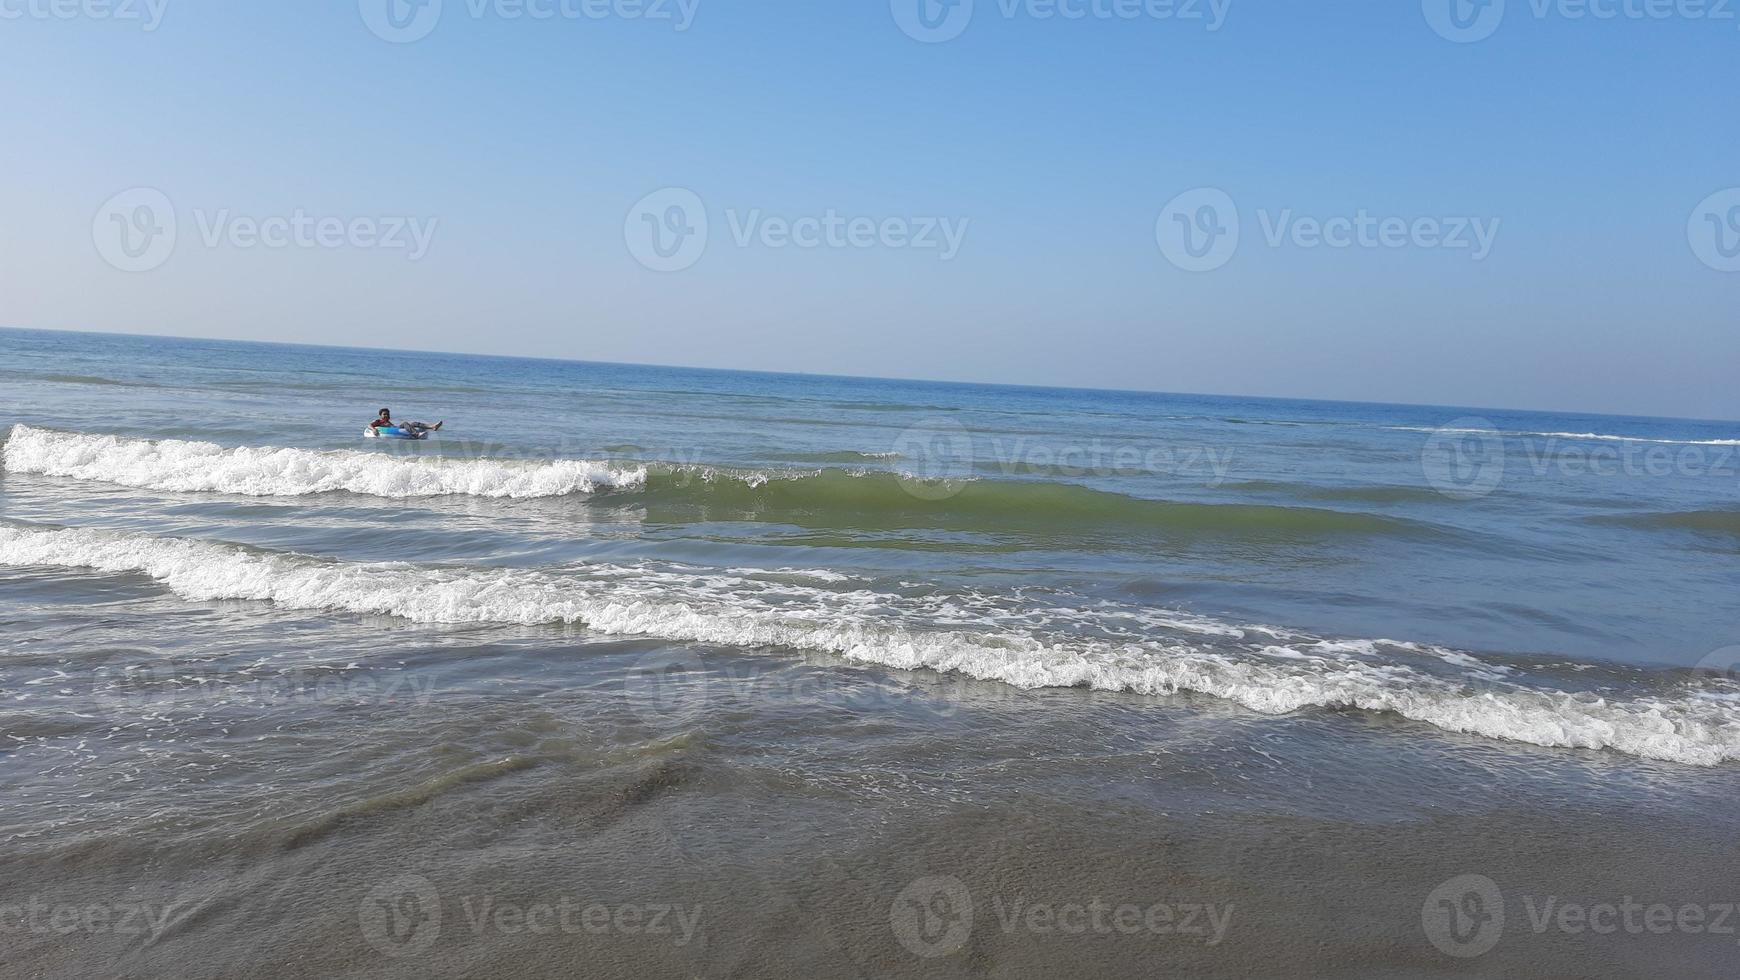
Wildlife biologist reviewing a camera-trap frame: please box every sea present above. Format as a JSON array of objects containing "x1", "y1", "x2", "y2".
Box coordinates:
[{"x1": 2, "y1": 326, "x2": 1737, "y2": 978}]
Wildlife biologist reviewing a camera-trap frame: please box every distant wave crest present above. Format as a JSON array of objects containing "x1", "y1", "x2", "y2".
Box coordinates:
[
  {"x1": 1388, "y1": 425, "x2": 1740, "y2": 447},
  {"x1": 1596, "y1": 509, "x2": 1740, "y2": 537}
]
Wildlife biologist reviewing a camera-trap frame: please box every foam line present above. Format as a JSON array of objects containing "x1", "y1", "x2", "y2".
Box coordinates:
[{"x1": 2, "y1": 521, "x2": 1735, "y2": 767}]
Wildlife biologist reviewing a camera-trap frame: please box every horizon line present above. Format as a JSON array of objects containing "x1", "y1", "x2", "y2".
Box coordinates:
[{"x1": 3, "y1": 323, "x2": 1735, "y2": 428}]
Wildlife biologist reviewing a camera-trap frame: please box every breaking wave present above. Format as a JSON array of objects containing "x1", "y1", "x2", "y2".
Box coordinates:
[
  {"x1": 3, "y1": 427, "x2": 1429, "y2": 538},
  {"x1": 2, "y1": 519, "x2": 1736, "y2": 767},
  {"x1": 2, "y1": 425, "x2": 646, "y2": 499}
]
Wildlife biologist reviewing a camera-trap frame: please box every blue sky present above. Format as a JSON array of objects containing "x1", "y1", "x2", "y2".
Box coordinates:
[{"x1": 1, "y1": 1, "x2": 1736, "y2": 418}]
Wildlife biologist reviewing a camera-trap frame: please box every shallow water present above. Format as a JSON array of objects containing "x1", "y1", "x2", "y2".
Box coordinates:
[{"x1": 2, "y1": 327, "x2": 1738, "y2": 978}]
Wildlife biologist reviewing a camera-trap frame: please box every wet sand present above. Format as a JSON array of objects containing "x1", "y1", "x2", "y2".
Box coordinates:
[{"x1": 3, "y1": 644, "x2": 1736, "y2": 979}]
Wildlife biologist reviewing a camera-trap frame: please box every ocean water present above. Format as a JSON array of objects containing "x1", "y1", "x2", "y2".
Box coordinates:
[{"x1": 2, "y1": 326, "x2": 1739, "y2": 978}]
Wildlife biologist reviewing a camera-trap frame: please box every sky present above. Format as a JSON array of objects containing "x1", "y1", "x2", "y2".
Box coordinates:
[{"x1": 1, "y1": 0, "x2": 1736, "y2": 419}]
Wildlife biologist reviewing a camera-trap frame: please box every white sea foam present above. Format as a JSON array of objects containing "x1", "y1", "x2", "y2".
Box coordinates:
[
  {"x1": 1524, "y1": 431, "x2": 1740, "y2": 446},
  {"x1": 3, "y1": 521, "x2": 1736, "y2": 767},
  {"x1": 1387, "y1": 425, "x2": 1740, "y2": 447},
  {"x1": 2, "y1": 426, "x2": 646, "y2": 499},
  {"x1": 727, "y1": 566, "x2": 859, "y2": 584}
]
